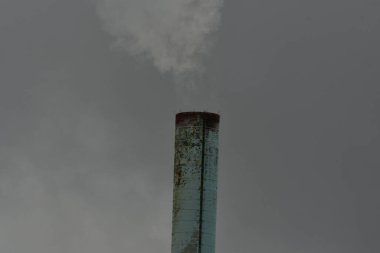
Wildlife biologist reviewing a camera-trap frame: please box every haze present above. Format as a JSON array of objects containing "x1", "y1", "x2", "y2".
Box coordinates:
[{"x1": 0, "y1": 0, "x2": 379, "y2": 252}]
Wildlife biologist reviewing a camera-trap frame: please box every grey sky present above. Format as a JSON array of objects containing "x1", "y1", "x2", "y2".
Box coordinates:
[{"x1": 1, "y1": 0, "x2": 379, "y2": 252}]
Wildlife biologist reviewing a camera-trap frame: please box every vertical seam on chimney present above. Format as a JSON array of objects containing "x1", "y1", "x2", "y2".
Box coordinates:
[{"x1": 198, "y1": 116, "x2": 206, "y2": 253}]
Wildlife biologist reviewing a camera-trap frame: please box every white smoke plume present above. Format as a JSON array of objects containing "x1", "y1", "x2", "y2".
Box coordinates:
[{"x1": 96, "y1": 0, "x2": 224, "y2": 75}]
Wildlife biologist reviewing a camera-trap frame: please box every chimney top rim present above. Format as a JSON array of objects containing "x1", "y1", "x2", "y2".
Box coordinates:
[{"x1": 176, "y1": 111, "x2": 220, "y2": 124}]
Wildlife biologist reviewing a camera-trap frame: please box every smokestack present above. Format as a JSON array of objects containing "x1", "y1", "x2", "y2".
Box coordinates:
[{"x1": 171, "y1": 112, "x2": 220, "y2": 253}]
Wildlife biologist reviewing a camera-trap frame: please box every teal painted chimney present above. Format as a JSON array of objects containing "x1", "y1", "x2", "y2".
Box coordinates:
[{"x1": 171, "y1": 112, "x2": 220, "y2": 253}]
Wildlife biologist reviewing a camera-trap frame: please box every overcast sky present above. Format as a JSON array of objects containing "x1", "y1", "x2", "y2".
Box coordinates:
[{"x1": 1, "y1": 0, "x2": 380, "y2": 252}]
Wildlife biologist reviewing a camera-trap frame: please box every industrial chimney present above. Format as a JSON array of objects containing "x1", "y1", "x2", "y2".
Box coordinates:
[{"x1": 171, "y1": 112, "x2": 220, "y2": 253}]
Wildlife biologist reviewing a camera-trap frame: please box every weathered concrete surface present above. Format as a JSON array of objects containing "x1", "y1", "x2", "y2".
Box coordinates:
[{"x1": 171, "y1": 112, "x2": 220, "y2": 253}]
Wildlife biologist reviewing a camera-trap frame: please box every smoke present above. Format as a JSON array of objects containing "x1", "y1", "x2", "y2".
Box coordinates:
[{"x1": 96, "y1": 0, "x2": 224, "y2": 76}]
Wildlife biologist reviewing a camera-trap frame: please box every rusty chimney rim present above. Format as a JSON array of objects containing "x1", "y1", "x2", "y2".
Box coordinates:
[{"x1": 176, "y1": 111, "x2": 220, "y2": 124}]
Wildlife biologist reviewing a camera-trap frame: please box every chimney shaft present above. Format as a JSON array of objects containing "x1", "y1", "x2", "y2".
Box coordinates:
[{"x1": 171, "y1": 112, "x2": 220, "y2": 253}]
